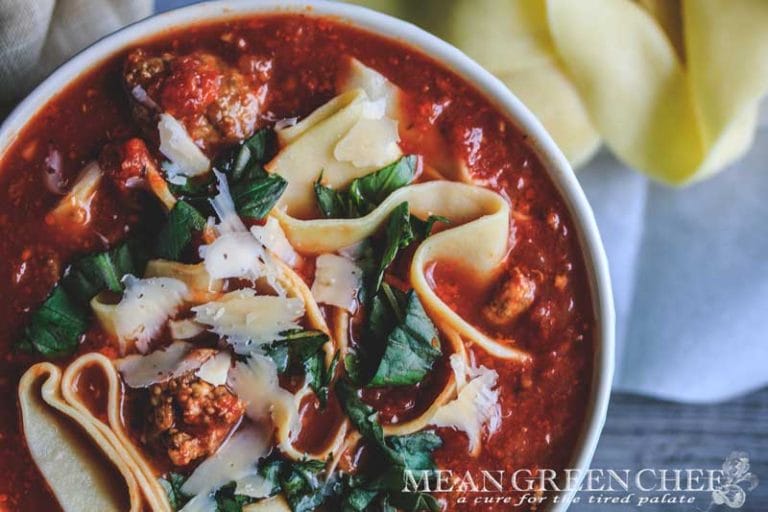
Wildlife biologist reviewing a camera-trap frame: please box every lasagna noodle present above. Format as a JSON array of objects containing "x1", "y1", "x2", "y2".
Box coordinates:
[
  {"x1": 60, "y1": 353, "x2": 173, "y2": 512},
  {"x1": 18, "y1": 363, "x2": 141, "y2": 512},
  {"x1": 267, "y1": 87, "x2": 403, "y2": 219},
  {"x1": 273, "y1": 181, "x2": 530, "y2": 362}
]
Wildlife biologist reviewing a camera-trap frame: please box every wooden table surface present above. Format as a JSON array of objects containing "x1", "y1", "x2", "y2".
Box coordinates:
[{"x1": 569, "y1": 387, "x2": 768, "y2": 511}]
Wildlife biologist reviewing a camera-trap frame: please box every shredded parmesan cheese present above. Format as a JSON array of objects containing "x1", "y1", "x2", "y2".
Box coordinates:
[
  {"x1": 107, "y1": 275, "x2": 188, "y2": 354},
  {"x1": 158, "y1": 113, "x2": 210, "y2": 179},
  {"x1": 334, "y1": 117, "x2": 401, "y2": 168},
  {"x1": 228, "y1": 354, "x2": 301, "y2": 438},
  {"x1": 115, "y1": 342, "x2": 207, "y2": 388},
  {"x1": 250, "y1": 217, "x2": 299, "y2": 266},
  {"x1": 180, "y1": 425, "x2": 271, "y2": 508},
  {"x1": 192, "y1": 290, "x2": 304, "y2": 354},
  {"x1": 48, "y1": 162, "x2": 102, "y2": 226},
  {"x1": 209, "y1": 169, "x2": 247, "y2": 233},
  {"x1": 310, "y1": 253, "x2": 362, "y2": 312},
  {"x1": 195, "y1": 351, "x2": 232, "y2": 387},
  {"x1": 430, "y1": 354, "x2": 501, "y2": 455},
  {"x1": 199, "y1": 232, "x2": 273, "y2": 281}
]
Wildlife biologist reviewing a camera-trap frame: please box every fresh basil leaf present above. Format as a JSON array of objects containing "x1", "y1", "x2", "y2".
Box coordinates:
[
  {"x1": 214, "y1": 482, "x2": 255, "y2": 512},
  {"x1": 216, "y1": 129, "x2": 276, "y2": 182},
  {"x1": 410, "y1": 215, "x2": 450, "y2": 240},
  {"x1": 280, "y1": 459, "x2": 335, "y2": 512},
  {"x1": 366, "y1": 285, "x2": 441, "y2": 387},
  {"x1": 166, "y1": 170, "x2": 217, "y2": 199},
  {"x1": 230, "y1": 172, "x2": 287, "y2": 220},
  {"x1": 312, "y1": 156, "x2": 417, "y2": 219},
  {"x1": 18, "y1": 286, "x2": 88, "y2": 358},
  {"x1": 210, "y1": 128, "x2": 285, "y2": 220},
  {"x1": 335, "y1": 381, "x2": 444, "y2": 509},
  {"x1": 154, "y1": 200, "x2": 206, "y2": 260},
  {"x1": 341, "y1": 486, "x2": 379, "y2": 512},
  {"x1": 348, "y1": 155, "x2": 418, "y2": 216},
  {"x1": 373, "y1": 202, "x2": 414, "y2": 291},
  {"x1": 62, "y1": 242, "x2": 142, "y2": 303},
  {"x1": 335, "y1": 380, "x2": 387, "y2": 448},
  {"x1": 343, "y1": 352, "x2": 364, "y2": 387},
  {"x1": 159, "y1": 472, "x2": 189, "y2": 511},
  {"x1": 386, "y1": 432, "x2": 442, "y2": 472},
  {"x1": 238, "y1": 129, "x2": 275, "y2": 178},
  {"x1": 314, "y1": 173, "x2": 348, "y2": 218},
  {"x1": 258, "y1": 459, "x2": 284, "y2": 497},
  {"x1": 264, "y1": 330, "x2": 335, "y2": 406}
]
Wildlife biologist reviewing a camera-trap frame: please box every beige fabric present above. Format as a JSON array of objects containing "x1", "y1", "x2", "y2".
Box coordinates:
[{"x1": 0, "y1": 0, "x2": 151, "y2": 111}]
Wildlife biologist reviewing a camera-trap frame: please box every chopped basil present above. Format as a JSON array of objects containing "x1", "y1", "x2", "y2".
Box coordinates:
[
  {"x1": 386, "y1": 431, "x2": 442, "y2": 472},
  {"x1": 61, "y1": 241, "x2": 143, "y2": 303},
  {"x1": 410, "y1": 214, "x2": 450, "y2": 240},
  {"x1": 386, "y1": 492, "x2": 441, "y2": 512},
  {"x1": 313, "y1": 155, "x2": 417, "y2": 219},
  {"x1": 314, "y1": 172, "x2": 349, "y2": 218},
  {"x1": 373, "y1": 201, "x2": 414, "y2": 292},
  {"x1": 264, "y1": 330, "x2": 338, "y2": 406},
  {"x1": 159, "y1": 472, "x2": 189, "y2": 511},
  {"x1": 230, "y1": 172, "x2": 288, "y2": 220},
  {"x1": 18, "y1": 241, "x2": 145, "y2": 359},
  {"x1": 258, "y1": 458, "x2": 284, "y2": 497},
  {"x1": 336, "y1": 380, "x2": 388, "y2": 448},
  {"x1": 166, "y1": 169, "x2": 218, "y2": 198},
  {"x1": 214, "y1": 129, "x2": 287, "y2": 220},
  {"x1": 335, "y1": 381, "x2": 442, "y2": 511},
  {"x1": 348, "y1": 155, "x2": 417, "y2": 216},
  {"x1": 154, "y1": 200, "x2": 206, "y2": 260},
  {"x1": 216, "y1": 128, "x2": 275, "y2": 183},
  {"x1": 18, "y1": 286, "x2": 88, "y2": 358},
  {"x1": 214, "y1": 482, "x2": 256, "y2": 512},
  {"x1": 367, "y1": 284, "x2": 441, "y2": 387},
  {"x1": 256, "y1": 457, "x2": 336, "y2": 512}
]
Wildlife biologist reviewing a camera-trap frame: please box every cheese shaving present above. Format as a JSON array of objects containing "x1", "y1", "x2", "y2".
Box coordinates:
[
  {"x1": 199, "y1": 232, "x2": 272, "y2": 282},
  {"x1": 310, "y1": 253, "x2": 362, "y2": 312},
  {"x1": 180, "y1": 425, "x2": 271, "y2": 501},
  {"x1": 209, "y1": 169, "x2": 247, "y2": 234},
  {"x1": 192, "y1": 290, "x2": 304, "y2": 354},
  {"x1": 195, "y1": 351, "x2": 232, "y2": 387},
  {"x1": 251, "y1": 217, "x2": 299, "y2": 266},
  {"x1": 334, "y1": 117, "x2": 401, "y2": 168},
  {"x1": 228, "y1": 354, "x2": 301, "y2": 438},
  {"x1": 112, "y1": 275, "x2": 188, "y2": 354},
  {"x1": 430, "y1": 354, "x2": 501, "y2": 455},
  {"x1": 158, "y1": 113, "x2": 210, "y2": 179},
  {"x1": 115, "y1": 342, "x2": 202, "y2": 388}
]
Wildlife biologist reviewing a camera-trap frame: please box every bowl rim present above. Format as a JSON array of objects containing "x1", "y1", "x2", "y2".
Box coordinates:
[{"x1": 0, "y1": 1, "x2": 615, "y2": 510}]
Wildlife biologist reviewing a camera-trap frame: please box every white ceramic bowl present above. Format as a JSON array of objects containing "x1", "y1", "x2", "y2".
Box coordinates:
[{"x1": 0, "y1": 1, "x2": 615, "y2": 510}]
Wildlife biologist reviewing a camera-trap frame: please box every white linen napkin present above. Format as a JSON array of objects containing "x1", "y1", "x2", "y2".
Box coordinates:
[{"x1": 0, "y1": 0, "x2": 151, "y2": 112}]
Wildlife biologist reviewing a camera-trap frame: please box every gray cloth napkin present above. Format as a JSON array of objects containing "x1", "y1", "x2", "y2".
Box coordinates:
[{"x1": 0, "y1": 0, "x2": 151, "y2": 112}]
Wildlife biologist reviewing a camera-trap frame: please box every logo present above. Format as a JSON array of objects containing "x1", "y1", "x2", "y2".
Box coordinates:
[
  {"x1": 402, "y1": 451, "x2": 760, "y2": 510},
  {"x1": 707, "y1": 452, "x2": 759, "y2": 510}
]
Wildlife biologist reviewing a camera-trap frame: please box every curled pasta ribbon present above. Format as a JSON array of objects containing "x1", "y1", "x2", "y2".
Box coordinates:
[
  {"x1": 18, "y1": 362, "x2": 145, "y2": 512},
  {"x1": 274, "y1": 181, "x2": 530, "y2": 362},
  {"x1": 61, "y1": 354, "x2": 172, "y2": 512}
]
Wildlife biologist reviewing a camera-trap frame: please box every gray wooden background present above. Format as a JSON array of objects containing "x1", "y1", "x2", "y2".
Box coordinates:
[{"x1": 569, "y1": 388, "x2": 768, "y2": 512}]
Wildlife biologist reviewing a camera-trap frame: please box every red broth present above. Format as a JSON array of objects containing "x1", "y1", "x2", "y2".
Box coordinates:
[{"x1": 0, "y1": 14, "x2": 593, "y2": 511}]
